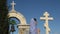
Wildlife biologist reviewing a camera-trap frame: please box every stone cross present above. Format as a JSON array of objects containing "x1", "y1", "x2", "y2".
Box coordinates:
[
  {"x1": 40, "y1": 12, "x2": 53, "y2": 34},
  {"x1": 11, "y1": 1, "x2": 16, "y2": 10}
]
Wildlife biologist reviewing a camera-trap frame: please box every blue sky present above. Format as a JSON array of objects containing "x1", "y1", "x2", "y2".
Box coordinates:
[{"x1": 7, "y1": 0, "x2": 60, "y2": 34}]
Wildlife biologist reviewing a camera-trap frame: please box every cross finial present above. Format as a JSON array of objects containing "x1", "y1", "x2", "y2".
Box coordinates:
[
  {"x1": 44, "y1": 12, "x2": 49, "y2": 16},
  {"x1": 11, "y1": 1, "x2": 16, "y2": 10}
]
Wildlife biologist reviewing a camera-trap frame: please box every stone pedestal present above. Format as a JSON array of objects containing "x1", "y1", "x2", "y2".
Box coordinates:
[{"x1": 18, "y1": 24, "x2": 30, "y2": 34}]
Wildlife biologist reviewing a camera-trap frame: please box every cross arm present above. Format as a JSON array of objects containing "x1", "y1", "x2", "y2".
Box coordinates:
[
  {"x1": 48, "y1": 17, "x2": 53, "y2": 20},
  {"x1": 40, "y1": 17, "x2": 45, "y2": 20}
]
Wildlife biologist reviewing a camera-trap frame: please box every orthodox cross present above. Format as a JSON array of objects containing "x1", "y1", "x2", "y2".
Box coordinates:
[{"x1": 40, "y1": 12, "x2": 53, "y2": 34}]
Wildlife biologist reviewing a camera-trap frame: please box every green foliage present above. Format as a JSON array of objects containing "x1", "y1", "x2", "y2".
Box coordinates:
[{"x1": 9, "y1": 20, "x2": 16, "y2": 25}]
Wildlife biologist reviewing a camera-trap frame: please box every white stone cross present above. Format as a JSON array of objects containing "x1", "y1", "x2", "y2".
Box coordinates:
[
  {"x1": 11, "y1": 1, "x2": 16, "y2": 10},
  {"x1": 40, "y1": 12, "x2": 53, "y2": 34}
]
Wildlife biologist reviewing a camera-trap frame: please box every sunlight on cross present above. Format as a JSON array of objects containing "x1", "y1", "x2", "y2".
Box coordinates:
[{"x1": 40, "y1": 12, "x2": 53, "y2": 34}]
